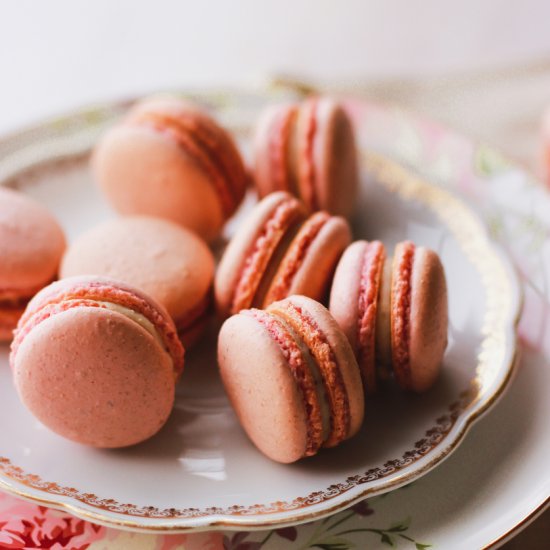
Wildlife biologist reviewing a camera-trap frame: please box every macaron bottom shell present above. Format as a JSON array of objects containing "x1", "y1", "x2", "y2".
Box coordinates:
[
  {"x1": 13, "y1": 306, "x2": 176, "y2": 448},
  {"x1": 396, "y1": 244, "x2": 448, "y2": 393}
]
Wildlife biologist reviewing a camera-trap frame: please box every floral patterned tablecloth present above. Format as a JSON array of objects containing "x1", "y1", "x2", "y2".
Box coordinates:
[
  {"x1": 0, "y1": 491, "x2": 435, "y2": 550},
  {"x1": 0, "y1": 96, "x2": 548, "y2": 549}
]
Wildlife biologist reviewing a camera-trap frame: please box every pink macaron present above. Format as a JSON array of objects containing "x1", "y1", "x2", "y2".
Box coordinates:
[
  {"x1": 93, "y1": 96, "x2": 248, "y2": 242},
  {"x1": 0, "y1": 188, "x2": 66, "y2": 341},
  {"x1": 60, "y1": 216, "x2": 214, "y2": 347},
  {"x1": 329, "y1": 240, "x2": 448, "y2": 393},
  {"x1": 215, "y1": 191, "x2": 351, "y2": 318},
  {"x1": 253, "y1": 97, "x2": 359, "y2": 218},
  {"x1": 218, "y1": 295, "x2": 364, "y2": 463},
  {"x1": 10, "y1": 276, "x2": 184, "y2": 448}
]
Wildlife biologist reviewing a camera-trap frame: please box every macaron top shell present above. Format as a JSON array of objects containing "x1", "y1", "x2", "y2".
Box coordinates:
[
  {"x1": 60, "y1": 216, "x2": 214, "y2": 331},
  {"x1": 393, "y1": 244, "x2": 448, "y2": 393},
  {"x1": 0, "y1": 188, "x2": 66, "y2": 293},
  {"x1": 329, "y1": 241, "x2": 366, "y2": 351}
]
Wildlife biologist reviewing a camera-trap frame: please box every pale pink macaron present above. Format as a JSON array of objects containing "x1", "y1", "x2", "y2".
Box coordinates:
[
  {"x1": 218, "y1": 295, "x2": 364, "y2": 463},
  {"x1": 10, "y1": 276, "x2": 184, "y2": 448},
  {"x1": 60, "y1": 216, "x2": 214, "y2": 347},
  {"x1": 92, "y1": 95, "x2": 248, "y2": 242},
  {"x1": 253, "y1": 97, "x2": 359, "y2": 218},
  {"x1": 0, "y1": 188, "x2": 66, "y2": 341},
  {"x1": 329, "y1": 240, "x2": 448, "y2": 394},
  {"x1": 215, "y1": 191, "x2": 351, "y2": 318}
]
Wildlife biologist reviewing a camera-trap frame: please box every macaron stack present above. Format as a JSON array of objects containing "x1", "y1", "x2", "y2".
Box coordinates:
[
  {"x1": 218, "y1": 296, "x2": 364, "y2": 463},
  {"x1": 93, "y1": 96, "x2": 248, "y2": 242},
  {"x1": 215, "y1": 191, "x2": 351, "y2": 318},
  {"x1": 329, "y1": 240, "x2": 448, "y2": 394},
  {"x1": 4, "y1": 93, "x2": 449, "y2": 461},
  {"x1": 253, "y1": 97, "x2": 359, "y2": 218},
  {"x1": 11, "y1": 277, "x2": 184, "y2": 447}
]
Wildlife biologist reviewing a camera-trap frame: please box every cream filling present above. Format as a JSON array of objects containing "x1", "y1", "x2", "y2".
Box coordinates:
[
  {"x1": 97, "y1": 301, "x2": 172, "y2": 363},
  {"x1": 273, "y1": 312, "x2": 331, "y2": 443},
  {"x1": 374, "y1": 257, "x2": 393, "y2": 381}
]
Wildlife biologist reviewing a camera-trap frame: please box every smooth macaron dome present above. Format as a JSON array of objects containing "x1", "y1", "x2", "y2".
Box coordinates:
[
  {"x1": 60, "y1": 216, "x2": 214, "y2": 347},
  {"x1": 0, "y1": 188, "x2": 66, "y2": 341},
  {"x1": 253, "y1": 97, "x2": 359, "y2": 218},
  {"x1": 218, "y1": 295, "x2": 364, "y2": 463},
  {"x1": 92, "y1": 95, "x2": 248, "y2": 242},
  {"x1": 389, "y1": 241, "x2": 448, "y2": 393},
  {"x1": 10, "y1": 276, "x2": 184, "y2": 448},
  {"x1": 330, "y1": 240, "x2": 448, "y2": 394},
  {"x1": 214, "y1": 191, "x2": 351, "y2": 318}
]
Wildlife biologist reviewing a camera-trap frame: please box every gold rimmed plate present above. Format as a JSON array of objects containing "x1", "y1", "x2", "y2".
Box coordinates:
[{"x1": 0, "y1": 92, "x2": 521, "y2": 533}]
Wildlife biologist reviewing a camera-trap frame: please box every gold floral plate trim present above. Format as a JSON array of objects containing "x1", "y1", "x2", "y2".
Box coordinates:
[{"x1": 0, "y1": 100, "x2": 521, "y2": 532}]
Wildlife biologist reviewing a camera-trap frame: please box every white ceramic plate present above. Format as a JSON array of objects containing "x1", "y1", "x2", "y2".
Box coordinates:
[{"x1": 0, "y1": 92, "x2": 521, "y2": 533}]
